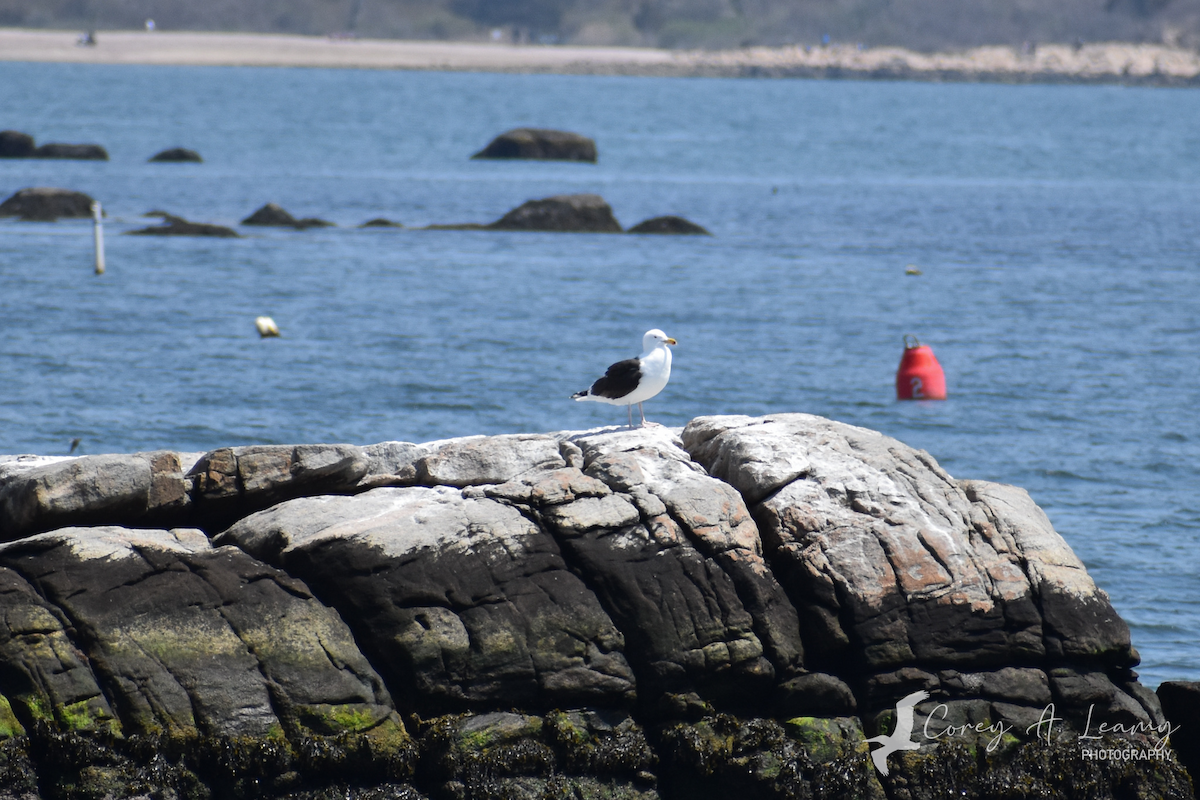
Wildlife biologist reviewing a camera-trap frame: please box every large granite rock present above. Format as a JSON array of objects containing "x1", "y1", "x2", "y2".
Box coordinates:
[
  {"x1": 187, "y1": 443, "x2": 369, "y2": 528},
  {"x1": 0, "y1": 526, "x2": 413, "y2": 796},
  {"x1": 218, "y1": 485, "x2": 637, "y2": 714},
  {"x1": 680, "y1": 414, "x2": 1150, "y2": 730},
  {"x1": 472, "y1": 128, "x2": 597, "y2": 162},
  {"x1": 488, "y1": 194, "x2": 623, "y2": 233},
  {"x1": 0, "y1": 451, "x2": 196, "y2": 540},
  {"x1": 0, "y1": 414, "x2": 1188, "y2": 798},
  {"x1": 0, "y1": 444, "x2": 378, "y2": 539},
  {"x1": 0, "y1": 187, "x2": 96, "y2": 221}
]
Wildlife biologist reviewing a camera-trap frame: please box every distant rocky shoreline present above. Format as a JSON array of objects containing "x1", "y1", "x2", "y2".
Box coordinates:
[
  {"x1": 0, "y1": 413, "x2": 1195, "y2": 799},
  {"x1": 2, "y1": 28, "x2": 1200, "y2": 86}
]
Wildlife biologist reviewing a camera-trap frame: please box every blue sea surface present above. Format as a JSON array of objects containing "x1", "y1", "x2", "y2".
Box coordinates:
[{"x1": 1, "y1": 61, "x2": 1197, "y2": 688}]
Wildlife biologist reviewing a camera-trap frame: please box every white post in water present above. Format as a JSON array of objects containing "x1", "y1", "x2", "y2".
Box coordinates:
[{"x1": 91, "y1": 201, "x2": 105, "y2": 275}]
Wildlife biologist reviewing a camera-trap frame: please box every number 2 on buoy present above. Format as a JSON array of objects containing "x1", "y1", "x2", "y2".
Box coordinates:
[{"x1": 896, "y1": 335, "x2": 946, "y2": 400}]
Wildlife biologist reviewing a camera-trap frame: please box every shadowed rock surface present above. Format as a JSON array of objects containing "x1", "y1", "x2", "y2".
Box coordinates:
[
  {"x1": 0, "y1": 130, "x2": 36, "y2": 158},
  {"x1": 472, "y1": 128, "x2": 598, "y2": 162},
  {"x1": 0, "y1": 414, "x2": 1190, "y2": 798},
  {"x1": 1158, "y1": 681, "x2": 1200, "y2": 784},
  {"x1": 33, "y1": 142, "x2": 109, "y2": 160},
  {"x1": 488, "y1": 193, "x2": 623, "y2": 232},
  {"x1": 0, "y1": 187, "x2": 96, "y2": 221},
  {"x1": 627, "y1": 216, "x2": 711, "y2": 235}
]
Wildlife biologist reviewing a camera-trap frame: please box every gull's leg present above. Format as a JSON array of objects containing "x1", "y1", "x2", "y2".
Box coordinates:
[
  {"x1": 627, "y1": 405, "x2": 634, "y2": 428},
  {"x1": 639, "y1": 403, "x2": 647, "y2": 427}
]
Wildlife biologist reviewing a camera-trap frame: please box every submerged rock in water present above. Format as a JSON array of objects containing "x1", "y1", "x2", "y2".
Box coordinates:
[
  {"x1": 33, "y1": 142, "x2": 108, "y2": 160},
  {"x1": 0, "y1": 413, "x2": 1189, "y2": 798},
  {"x1": 127, "y1": 214, "x2": 240, "y2": 237},
  {"x1": 149, "y1": 147, "x2": 203, "y2": 162},
  {"x1": 627, "y1": 215, "x2": 711, "y2": 235},
  {"x1": 241, "y1": 203, "x2": 333, "y2": 229},
  {"x1": 242, "y1": 202, "x2": 298, "y2": 226},
  {"x1": 472, "y1": 128, "x2": 597, "y2": 162},
  {"x1": 0, "y1": 187, "x2": 97, "y2": 221}
]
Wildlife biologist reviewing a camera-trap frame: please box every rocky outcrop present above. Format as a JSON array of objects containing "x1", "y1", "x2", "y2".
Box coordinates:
[
  {"x1": 0, "y1": 187, "x2": 96, "y2": 221},
  {"x1": 0, "y1": 133, "x2": 107, "y2": 161},
  {"x1": 472, "y1": 128, "x2": 598, "y2": 162},
  {"x1": 488, "y1": 193, "x2": 623, "y2": 233},
  {"x1": 127, "y1": 213, "x2": 240, "y2": 237},
  {"x1": 627, "y1": 216, "x2": 711, "y2": 235},
  {"x1": 242, "y1": 202, "x2": 334, "y2": 229},
  {"x1": 34, "y1": 142, "x2": 109, "y2": 160},
  {"x1": 0, "y1": 130, "x2": 36, "y2": 158},
  {"x1": 149, "y1": 147, "x2": 202, "y2": 162},
  {"x1": 0, "y1": 414, "x2": 1190, "y2": 799},
  {"x1": 361, "y1": 217, "x2": 403, "y2": 227}
]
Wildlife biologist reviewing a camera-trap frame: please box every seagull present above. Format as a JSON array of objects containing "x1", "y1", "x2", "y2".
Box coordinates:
[
  {"x1": 866, "y1": 690, "x2": 929, "y2": 776},
  {"x1": 572, "y1": 329, "x2": 676, "y2": 428}
]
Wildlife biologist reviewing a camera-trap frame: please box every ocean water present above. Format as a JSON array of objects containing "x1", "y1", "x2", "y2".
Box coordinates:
[{"x1": 1, "y1": 61, "x2": 1197, "y2": 688}]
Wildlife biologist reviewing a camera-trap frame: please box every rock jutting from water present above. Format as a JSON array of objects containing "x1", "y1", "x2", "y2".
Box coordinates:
[
  {"x1": 149, "y1": 147, "x2": 203, "y2": 162},
  {"x1": 127, "y1": 212, "x2": 241, "y2": 237},
  {"x1": 242, "y1": 202, "x2": 334, "y2": 229},
  {"x1": 488, "y1": 193, "x2": 624, "y2": 232},
  {"x1": 627, "y1": 215, "x2": 712, "y2": 235},
  {"x1": 33, "y1": 142, "x2": 109, "y2": 160},
  {"x1": 426, "y1": 195, "x2": 711, "y2": 235},
  {"x1": 0, "y1": 414, "x2": 1190, "y2": 799},
  {"x1": 0, "y1": 132, "x2": 107, "y2": 160},
  {"x1": 0, "y1": 187, "x2": 97, "y2": 221},
  {"x1": 472, "y1": 128, "x2": 598, "y2": 162},
  {"x1": 0, "y1": 130, "x2": 37, "y2": 158}
]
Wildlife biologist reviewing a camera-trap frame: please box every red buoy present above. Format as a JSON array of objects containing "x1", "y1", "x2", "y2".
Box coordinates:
[{"x1": 896, "y1": 335, "x2": 946, "y2": 400}]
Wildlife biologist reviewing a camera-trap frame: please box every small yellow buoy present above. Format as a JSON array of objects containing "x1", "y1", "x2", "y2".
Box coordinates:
[
  {"x1": 904, "y1": 265, "x2": 923, "y2": 275},
  {"x1": 255, "y1": 316, "x2": 280, "y2": 338}
]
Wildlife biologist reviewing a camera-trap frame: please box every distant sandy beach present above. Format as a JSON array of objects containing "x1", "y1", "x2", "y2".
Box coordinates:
[{"x1": 3, "y1": 27, "x2": 1199, "y2": 84}]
